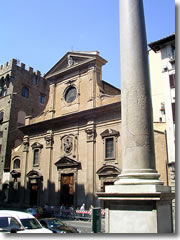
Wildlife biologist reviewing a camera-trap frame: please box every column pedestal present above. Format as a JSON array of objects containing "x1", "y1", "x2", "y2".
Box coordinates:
[{"x1": 97, "y1": 184, "x2": 174, "y2": 233}]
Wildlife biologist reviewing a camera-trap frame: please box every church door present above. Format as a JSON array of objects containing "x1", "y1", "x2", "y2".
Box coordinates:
[
  {"x1": 60, "y1": 174, "x2": 74, "y2": 206},
  {"x1": 30, "y1": 184, "x2": 38, "y2": 206}
]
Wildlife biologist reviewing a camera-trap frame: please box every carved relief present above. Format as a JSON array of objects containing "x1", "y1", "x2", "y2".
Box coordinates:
[
  {"x1": 23, "y1": 135, "x2": 29, "y2": 152},
  {"x1": 85, "y1": 128, "x2": 96, "y2": 142},
  {"x1": 44, "y1": 130, "x2": 54, "y2": 148},
  {"x1": 63, "y1": 136, "x2": 73, "y2": 154},
  {"x1": 61, "y1": 134, "x2": 78, "y2": 157},
  {"x1": 68, "y1": 55, "x2": 74, "y2": 67}
]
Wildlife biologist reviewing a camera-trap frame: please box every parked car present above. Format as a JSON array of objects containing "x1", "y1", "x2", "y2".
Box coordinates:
[
  {"x1": 39, "y1": 217, "x2": 80, "y2": 233},
  {"x1": 0, "y1": 214, "x2": 24, "y2": 233},
  {"x1": 0, "y1": 210, "x2": 53, "y2": 233}
]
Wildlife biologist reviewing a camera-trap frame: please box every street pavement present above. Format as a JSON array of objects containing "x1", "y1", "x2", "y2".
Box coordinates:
[{"x1": 63, "y1": 218, "x2": 105, "y2": 234}]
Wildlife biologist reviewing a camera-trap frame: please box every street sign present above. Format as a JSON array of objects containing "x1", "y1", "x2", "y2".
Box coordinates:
[{"x1": 92, "y1": 207, "x2": 101, "y2": 233}]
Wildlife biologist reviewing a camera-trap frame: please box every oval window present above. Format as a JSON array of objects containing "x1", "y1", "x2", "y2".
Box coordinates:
[{"x1": 65, "y1": 86, "x2": 77, "y2": 103}]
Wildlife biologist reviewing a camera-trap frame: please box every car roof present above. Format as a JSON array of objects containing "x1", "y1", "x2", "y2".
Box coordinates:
[{"x1": 0, "y1": 210, "x2": 35, "y2": 219}]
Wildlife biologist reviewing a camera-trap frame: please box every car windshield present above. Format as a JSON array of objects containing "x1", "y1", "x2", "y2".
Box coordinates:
[
  {"x1": 20, "y1": 218, "x2": 42, "y2": 229},
  {"x1": 47, "y1": 219, "x2": 64, "y2": 228}
]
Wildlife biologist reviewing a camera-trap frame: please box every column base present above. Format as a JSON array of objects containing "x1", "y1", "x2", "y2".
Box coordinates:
[{"x1": 114, "y1": 169, "x2": 164, "y2": 185}]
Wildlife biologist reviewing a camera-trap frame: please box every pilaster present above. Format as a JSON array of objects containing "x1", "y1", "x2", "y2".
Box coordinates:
[
  {"x1": 44, "y1": 130, "x2": 54, "y2": 204},
  {"x1": 85, "y1": 121, "x2": 96, "y2": 207},
  {"x1": 21, "y1": 135, "x2": 29, "y2": 205}
]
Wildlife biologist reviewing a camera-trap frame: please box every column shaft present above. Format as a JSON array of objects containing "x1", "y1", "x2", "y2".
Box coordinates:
[{"x1": 117, "y1": 0, "x2": 162, "y2": 184}]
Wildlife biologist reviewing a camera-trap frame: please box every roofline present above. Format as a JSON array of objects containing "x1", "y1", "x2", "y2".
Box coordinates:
[
  {"x1": 148, "y1": 33, "x2": 175, "y2": 52},
  {"x1": 44, "y1": 51, "x2": 107, "y2": 78},
  {"x1": 102, "y1": 80, "x2": 121, "y2": 92}
]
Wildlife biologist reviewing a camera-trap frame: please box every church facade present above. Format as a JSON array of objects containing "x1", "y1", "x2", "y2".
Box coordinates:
[{"x1": 9, "y1": 51, "x2": 168, "y2": 209}]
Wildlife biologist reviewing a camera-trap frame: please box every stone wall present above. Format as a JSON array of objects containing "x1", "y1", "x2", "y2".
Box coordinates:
[{"x1": 0, "y1": 59, "x2": 49, "y2": 191}]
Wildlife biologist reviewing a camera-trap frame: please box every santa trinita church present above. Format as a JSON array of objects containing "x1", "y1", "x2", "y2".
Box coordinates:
[{"x1": 0, "y1": 51, "x2": 168, "y2": 209}]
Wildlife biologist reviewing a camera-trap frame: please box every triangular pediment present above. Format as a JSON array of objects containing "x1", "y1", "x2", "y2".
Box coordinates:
[
  {"x1": 55, "y1": 156, "x2": 80, "y2": 169},
  {"x1": 97, "y1": 165, "x2": 121, "y2": 177},
  {"x1": 100, "y1": 129, "x2": 120, "y2": 138},
  {"x1": 45, "y1": 51, "x2": 107, "y2": 79}
]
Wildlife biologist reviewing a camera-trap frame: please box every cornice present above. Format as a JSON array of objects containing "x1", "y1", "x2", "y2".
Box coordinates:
[{"x1": 19, "y1": 101, "x2": 121, "y2": 135}]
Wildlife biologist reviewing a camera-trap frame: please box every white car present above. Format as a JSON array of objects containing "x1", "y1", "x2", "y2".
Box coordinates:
[{"x1": 0, "y1": 210, "x2": 53, "y2": 233}]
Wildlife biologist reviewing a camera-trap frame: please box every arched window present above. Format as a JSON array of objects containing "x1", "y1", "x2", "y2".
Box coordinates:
[{"x1": 13, "y1": 159, "x2": 20, "y2": 169}]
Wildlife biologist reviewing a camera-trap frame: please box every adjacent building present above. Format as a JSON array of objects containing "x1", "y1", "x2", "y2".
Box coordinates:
[
  {"x1": 148, "y1": 33, "x2": 175, "y2": 187},
  {"x1": 7, "y1": 51, "x2": 168, "y2": 209},
  {"x1": 148, "y1": 33, "x2": 175, "y2": 231},
  {"x1": 0, "y1": 59, "x2": 49, "y2": 202}
]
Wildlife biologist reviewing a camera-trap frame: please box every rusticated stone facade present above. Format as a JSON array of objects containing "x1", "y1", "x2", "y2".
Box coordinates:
[{"x1": 8, "y1": 51, "x2": 168, "y2": 209}]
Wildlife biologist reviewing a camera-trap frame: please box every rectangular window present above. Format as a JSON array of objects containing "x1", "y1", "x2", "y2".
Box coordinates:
[
  {"x1": 169, "y1": 74, "x2": 175, "y2": 88},
  {"x1": 33, "y1": 149, "x2": 39, "y2": 166},
  {"x1": 22, "y1": 87, "x2": 29, "y2": 98},
  {"x1": 40, "y1": 95, "x2": 45, "y2": 104},
  {"x1": 0, "y1": 131, "x2": 3, "y2": 138},
  {"x1": 171, "y1": 44, "x2": 175, "y2": 58},
  {"x1": 0, "y1": 145, "x2": 2, "y2": 154},
  {"x1": 0, "y1": 111, "x2": 4, "y2": 123},
  {"x1": 105, "y1": 137, "x2": 114, "y2": 159},
  {"x1": 172, "y1": 103, "x2": 175, "y2": 123},
  {"x1": 33, "y1": 76, "x2": 38, "y2": 85}
]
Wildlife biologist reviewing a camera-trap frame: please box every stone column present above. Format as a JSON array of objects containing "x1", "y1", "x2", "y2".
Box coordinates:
[
  {"x1": 115, "y1": 0, "x2": 162, "y2": 185},
  {"x1": 97, "y1": 0, "x2": 174, "y2": 233}
]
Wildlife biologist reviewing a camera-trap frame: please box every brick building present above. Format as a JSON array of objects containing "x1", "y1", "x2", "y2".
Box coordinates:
[{"x1": 0, "y1": 59, "x2": 49, "y2": 202}]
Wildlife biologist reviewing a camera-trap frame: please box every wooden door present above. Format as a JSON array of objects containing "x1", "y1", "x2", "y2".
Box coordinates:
[{"x1": 60, "y1": 174, "x2": 74, "y2": 206}]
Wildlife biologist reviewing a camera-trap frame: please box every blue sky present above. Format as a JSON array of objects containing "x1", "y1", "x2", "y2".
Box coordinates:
[{"x1": 0, "y1": 0, "x2": 175, "y2": 89}]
